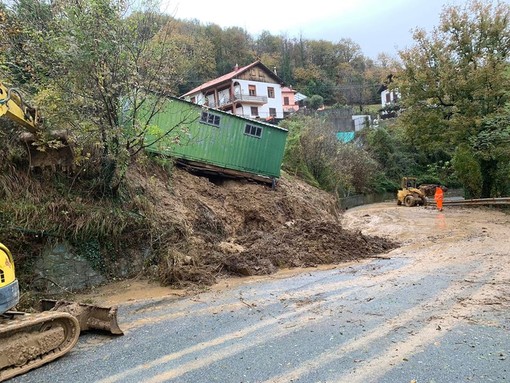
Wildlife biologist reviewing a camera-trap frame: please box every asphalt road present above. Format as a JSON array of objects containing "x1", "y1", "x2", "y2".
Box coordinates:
[{"x1": 8, "y1": 203, "x2": 510, "y2": 383}]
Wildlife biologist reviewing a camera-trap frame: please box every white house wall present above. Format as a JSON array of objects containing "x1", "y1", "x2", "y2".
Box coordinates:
[
  {"x1": 380, "y1": 89, "x2": 400, "y2": 107},
  {"x1": 217, "y1": 88, "x2": 230, "y2": 106},
  {"x1": 183, "y1": 79, "x2": 284, "y2": 120},
  {"x1": 352, "y1": 115, "x2": 371, "y2": 131},
  {"x1": 187, "y1": 93, "x2": 206, "y2": 105},
  {"x1": 235, "y1": 79, "x2": 283, "y2": 119}
]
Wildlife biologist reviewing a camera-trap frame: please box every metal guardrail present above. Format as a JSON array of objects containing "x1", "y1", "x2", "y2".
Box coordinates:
[
  {"x1": 429, "y1": 197, "x2": 510, "y2": 206},
  {"x1": 339, "y1": 194, "x2": 510, "y2": 210},
  {"x1": 338, "y1": 192, "x2": 395, "y2": 210}
]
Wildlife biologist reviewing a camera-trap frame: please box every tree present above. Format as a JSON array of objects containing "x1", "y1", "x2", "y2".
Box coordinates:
[
  {"x1": 308, "y1": 95, "x2": 324, "y2": 110},
  {"x1": 2, "y1": 0, "x2": 195, "y2": 195},
  {"x1": 281, "y1": 115, "x2": 379, "y2": 196},
  {"x1": 167, "y1": 19, "x2": 217, "y2": 95},
  {"x1": 397, "y1": 0, "x2": 510, "y2": 197}
]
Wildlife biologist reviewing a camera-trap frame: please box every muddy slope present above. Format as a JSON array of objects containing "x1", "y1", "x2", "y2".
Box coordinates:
[{"x1": 128, "y1": 165, "x2": 397, "y2": 286}]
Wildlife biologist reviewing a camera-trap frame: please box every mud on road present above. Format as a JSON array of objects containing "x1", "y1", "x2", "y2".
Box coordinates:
[
  {"x1": 342, "y1": 202, "x2": 510, "y2": 324},
  {"x1": 338, "y1": 202, "x2": 510, "y2": 381},
  {"x1": 11, "y1": 202, "x2": 510, "y2": 383}
]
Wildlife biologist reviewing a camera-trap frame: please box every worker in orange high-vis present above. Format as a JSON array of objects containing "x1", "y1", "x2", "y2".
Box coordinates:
[{"x1": 434, "y1": 185, "x2": 444, "y2": 211}]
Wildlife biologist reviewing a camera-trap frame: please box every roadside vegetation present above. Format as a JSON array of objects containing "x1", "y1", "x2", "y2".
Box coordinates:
[{"x1": 0, "y1": 0, "x2": 509, "y2": 289}]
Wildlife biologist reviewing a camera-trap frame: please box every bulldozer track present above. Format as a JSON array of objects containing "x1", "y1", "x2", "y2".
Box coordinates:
[{"x1": 0, "y1": 310, "x2": 80, "y2": 382}]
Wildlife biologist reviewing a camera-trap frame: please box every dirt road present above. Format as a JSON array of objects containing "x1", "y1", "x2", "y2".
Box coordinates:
[{"x1": 9, "y1": 203, "x2": 510, "y2": 383}]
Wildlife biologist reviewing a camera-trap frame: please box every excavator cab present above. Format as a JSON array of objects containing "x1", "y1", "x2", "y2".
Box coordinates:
[
  {"x1": 404, "y1": 177, "x2": 416, "y2": 189},
  {"x1": 0, "y1": 243, "x2": 19, "y2": 315}
]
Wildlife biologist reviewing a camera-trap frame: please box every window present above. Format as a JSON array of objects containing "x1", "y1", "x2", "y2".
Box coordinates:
[
  {"x1": 249, "y1": 85, "x2": 256, "y2": 96},
  {"x1": 244, "y1": 124, "x2": 263, "y2": 138},
  {"x1": 269, "y1": 108, "x2": 276, "y2": 117},
  {"x1": 385, "y1": 92, "x2": 391, "y2": 103},
  {"x1": 250, "y1": 106, "x2": 259, "y2": 117},
  {"x1": 284, "y1": 97, "x2": 289, "y2": 106},
  {"x1": 267, "y1": 87, "x2": 275, "y2": 98},
  {"x1": 190, "y1": 96, "x2": 196, "y2": 104},
  {"x1": 200, "y1": 111, "x2": 221, "y2": 127}
]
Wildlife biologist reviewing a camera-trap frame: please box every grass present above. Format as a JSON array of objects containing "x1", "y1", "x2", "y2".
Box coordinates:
[{"x1": 0, "y1": 163, "x2": 157, "y2": 288}]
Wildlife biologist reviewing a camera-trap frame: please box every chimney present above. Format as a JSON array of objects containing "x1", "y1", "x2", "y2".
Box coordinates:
[
  {"x1": 273, "y1": 67, "x2": 277, "y2": 76},
  {"x1": 234, "y1": 63, "x2": 239, "y2": 71}
]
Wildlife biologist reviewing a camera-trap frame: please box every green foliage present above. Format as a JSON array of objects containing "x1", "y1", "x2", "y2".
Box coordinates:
[
  {"x1": 452, "y1": 145, "x2": 483, "y2": 198},
  {"x1": 359, "y1": 122, "x2": 422, "y2": 185},
  {"x1": 281, "y1": 115, "x2": 380, "y2": 196},
  {"x1": 397, "y1": 0, "x2": 510, "y2": 197},
  {"x1": 77, "y1": 239, "x2": 106, "y2": 274},
  {"x1": 307, "y1": 95, "x2": 324, "y2": 110},
  {"x1": 280, "y1": 116, "x2": 320, "y2": 187}
]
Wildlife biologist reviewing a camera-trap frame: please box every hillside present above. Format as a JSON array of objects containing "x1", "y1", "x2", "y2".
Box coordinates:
[{"x1": 127, "y1": 164, "x2": 398, "y2": 287}]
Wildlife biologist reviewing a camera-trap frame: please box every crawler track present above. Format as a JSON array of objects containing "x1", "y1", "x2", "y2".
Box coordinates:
[{"x1": 0, "y1": 311, "x2": 80, "y2": 382}]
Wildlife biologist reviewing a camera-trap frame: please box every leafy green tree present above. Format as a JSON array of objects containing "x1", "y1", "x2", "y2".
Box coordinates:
[
  {"x1": 308, "y1": 95, "x2": 324, "y2": 110},
  {"x1": 334, "y1": 142, "x2": 379, "y2": 195},
  {"x1": 452, "y1": 145, "x2": 483, "y2": 198},
  {"x1": 470, "y1": 109, "x2": 510, "y2": 196},
  {"x1": 210, "y1": 26, "x2": 256, "y2": 74},
  {"x1": 281, "y1": 115, "x2": 379, "y2": 196},
  {"x1": 2, "y1": 0, "x2": 195, "y2": 195},
  {"x1": 358, "y1": 122, "x2": 425, "y2": 191},
  {"x1": 397, "y1": 0, "x2": 510, "y2": 197},
  {"x1": 167, "y1": 19, "x2": 217, "y2": 95}
]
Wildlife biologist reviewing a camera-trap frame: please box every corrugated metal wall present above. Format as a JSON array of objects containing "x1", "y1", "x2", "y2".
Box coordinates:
[{"x1": 144, "y1": 98, "x2": 288, "y2": 178}]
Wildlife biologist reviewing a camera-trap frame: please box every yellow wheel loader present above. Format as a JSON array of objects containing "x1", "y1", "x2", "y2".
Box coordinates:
[{"x1": 397, "y1": 177, "x2": 427, "y2": 207}]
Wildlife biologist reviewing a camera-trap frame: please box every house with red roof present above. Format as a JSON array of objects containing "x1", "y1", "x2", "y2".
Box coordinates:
[
  {"x1": 281, "y1": 86, "x2": 299, "y2": 116},
  {"x1": 181, "y1": 60, "x2": 285, "y2": 122}
]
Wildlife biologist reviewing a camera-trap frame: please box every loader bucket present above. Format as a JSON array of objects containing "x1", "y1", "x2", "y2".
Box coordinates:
[{"x1": 39, "y1": 299, "x2": 124, "y2": 335}]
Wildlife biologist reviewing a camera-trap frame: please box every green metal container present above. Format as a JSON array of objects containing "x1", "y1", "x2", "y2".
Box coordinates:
[{"x1": 144, "y1": 97, "x2": 288, "y2": 179}]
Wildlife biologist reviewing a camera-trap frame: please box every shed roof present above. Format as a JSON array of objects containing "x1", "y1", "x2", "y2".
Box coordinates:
[{"x1": 294, "y1": 92, "x2": 308, "y2": 102}]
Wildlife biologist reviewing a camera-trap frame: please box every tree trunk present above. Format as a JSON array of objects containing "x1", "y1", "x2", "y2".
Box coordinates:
[{"x1": 480, "y1": 158, "x2": 497, "y2": 198}]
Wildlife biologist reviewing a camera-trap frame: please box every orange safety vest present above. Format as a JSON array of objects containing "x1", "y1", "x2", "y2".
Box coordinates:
[{"x1": 434, "y1": 187, "x2": 444, "y2": 201}]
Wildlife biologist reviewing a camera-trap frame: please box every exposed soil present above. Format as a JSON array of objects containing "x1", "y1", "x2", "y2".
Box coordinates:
[{"x1": 77, "y1": 165, "x2": 397, "y2": 301}]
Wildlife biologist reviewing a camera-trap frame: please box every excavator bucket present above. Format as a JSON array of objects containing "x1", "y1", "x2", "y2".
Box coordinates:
[{"x1": 39, "y1": 299, "x2": 123, "y2": 335}]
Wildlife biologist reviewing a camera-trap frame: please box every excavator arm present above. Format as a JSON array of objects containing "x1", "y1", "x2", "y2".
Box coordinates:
[
  {"x1": 0, "y1": 81, "x2": 74, "y2": 171},
  {"x1": 0, "y1": 82, "x2": 40, "y2": 134}
]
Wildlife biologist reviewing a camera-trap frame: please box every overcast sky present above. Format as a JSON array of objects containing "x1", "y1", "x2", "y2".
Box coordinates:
[{"x1": 162, "y1": 0, "x2": 467, "y2": 60}]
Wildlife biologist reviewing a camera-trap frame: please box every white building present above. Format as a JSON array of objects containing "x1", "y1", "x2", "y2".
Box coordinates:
[{"x1": 181, "y1": 60, "x2": 285, "y2": 121}]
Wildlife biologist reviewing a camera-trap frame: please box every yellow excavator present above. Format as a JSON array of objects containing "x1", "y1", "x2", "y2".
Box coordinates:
[
  {"x1": 0, "y1": 244, "x2": 123, "y2": 381},
  {"x1": 0, "y1": 81, "x2": 74, "y2": 171},
  {"x1": 1, "y1": 84, "x2": 122, "y2": 381}
]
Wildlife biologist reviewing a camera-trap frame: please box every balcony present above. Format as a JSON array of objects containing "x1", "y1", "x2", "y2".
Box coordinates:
[
  {"x1": 233, "y1": 94, "x2": 268, "y2": 104},
  {"x1": 209, "y1": 94, "x2": 268, "y2": 109}
]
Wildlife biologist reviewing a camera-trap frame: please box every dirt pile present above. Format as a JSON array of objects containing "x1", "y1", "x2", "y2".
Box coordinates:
[{"x1": 128, "y1": 165, "x2": 398, "y2": 287}]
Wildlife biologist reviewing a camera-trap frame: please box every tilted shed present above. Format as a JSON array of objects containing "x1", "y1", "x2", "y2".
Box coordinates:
[{"x1": 143, "y1": 97, "x2": 288, "y2": 182}]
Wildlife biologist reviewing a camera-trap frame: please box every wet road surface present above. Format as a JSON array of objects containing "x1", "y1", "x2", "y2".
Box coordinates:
[{"x1": 8, "y1": 203, "x2": 510, "y2": 383}]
